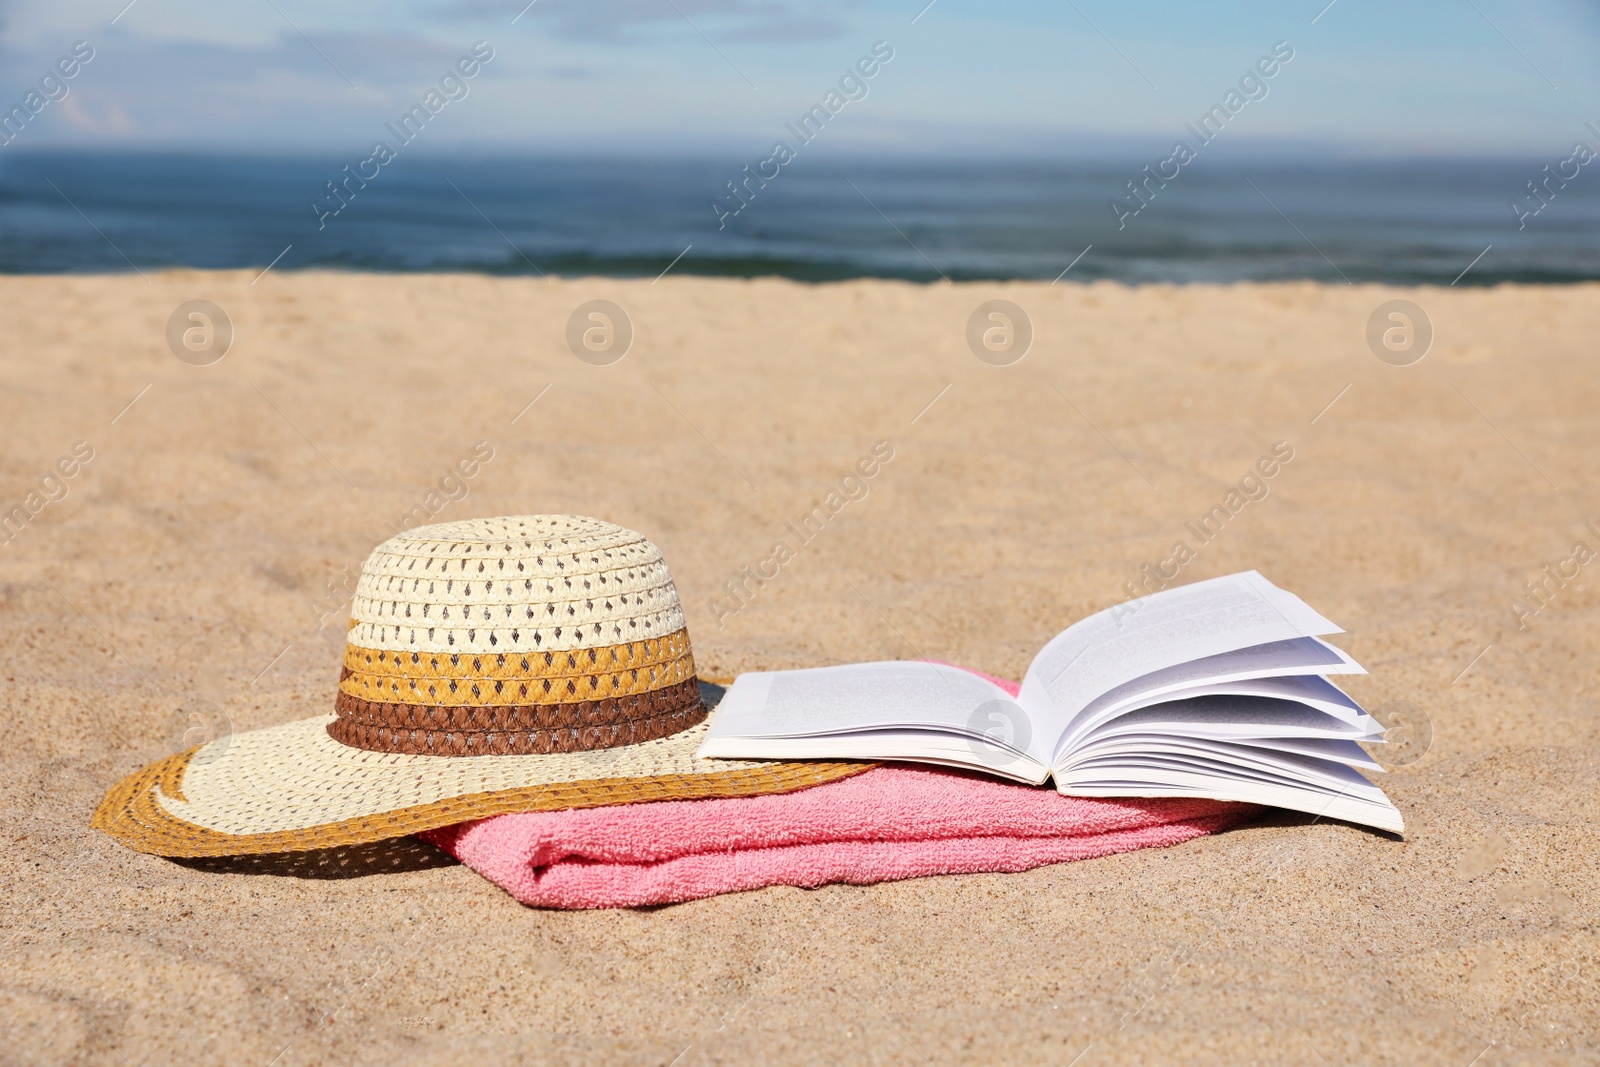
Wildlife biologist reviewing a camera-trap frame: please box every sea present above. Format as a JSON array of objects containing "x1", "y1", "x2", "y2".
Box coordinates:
[{"x1": 2, "y1": 152, "x2": 1597, "y2": 285}]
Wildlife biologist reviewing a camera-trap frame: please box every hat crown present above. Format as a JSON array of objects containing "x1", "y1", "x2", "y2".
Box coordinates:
[
  {"x1": 331, "y1": 515, "x2": 704, "y2": 757},
  {"x1": 350, "y1": 515, "x2": 683, "y2": 656},
  {"x1": 374, "y1": 514, "x2": 654, "y2": 568}
]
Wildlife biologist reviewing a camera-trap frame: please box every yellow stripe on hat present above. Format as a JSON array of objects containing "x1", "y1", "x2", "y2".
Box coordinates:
[{"x1": 338, "y1": 629, "x2": 696, "y2": 707}]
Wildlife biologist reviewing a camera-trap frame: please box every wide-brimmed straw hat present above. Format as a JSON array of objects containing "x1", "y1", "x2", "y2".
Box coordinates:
[{"x1": 94, "y1": 515, "x2": 865, "y2": 857}]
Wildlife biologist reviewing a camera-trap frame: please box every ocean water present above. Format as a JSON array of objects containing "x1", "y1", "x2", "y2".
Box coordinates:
[{"x1": 1, "y1": 151, "x2": 1597, "y2": 285}]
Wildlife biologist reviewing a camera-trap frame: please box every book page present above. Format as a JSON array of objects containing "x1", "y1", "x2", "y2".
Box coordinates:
[
  {"x1": 1065, "y1": 736, "x2": 1370, "y2": 787},
  {"x1": 1019, "y1": 572, "x2": 1341, "y2": 744},
  {"x1": 1075, "y1": 729, "x2": 1388, "y2": 771},
  {"x1": 1060, "y1": 752, "x2": 1403, "y2": 833},
  {"x1": 702, "y1": 657, "x2": 1027, "y2": 728},
  {"x1": 1154, "y1": 672, "x2": 1371, "y2": 720},
  {"x1": 698, "y1": 661, "x2": 1056, "y2": 780},
  {"x1": 1054, "y1": 641, "x2": 1372, "y2": 759},
  {"x1": 1071, "y1": 637, "x2": 1363, "y2": 718},
  {"x1": 1227, "y1": 735, "x2": 1383, "y2": 770},
  {"x1": 696, "y1": 727, "x2": 1051, "y2": 784},
  {"x1": 1077, "y1": 695, "x2": 1381, "y2": 744},
  {"x1": 1063, "y1": 740, "x2": 1394, "y2": 799},
  {"x1": 703, "y1": 661, "x2": 1008, "y2": 737}
]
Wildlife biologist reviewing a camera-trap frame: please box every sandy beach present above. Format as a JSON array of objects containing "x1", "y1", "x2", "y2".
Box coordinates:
[{"x1": 1, "y1": 271, "x2": 1595, "y2": 1064}]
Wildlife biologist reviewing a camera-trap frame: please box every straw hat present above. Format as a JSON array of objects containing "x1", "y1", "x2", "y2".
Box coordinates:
[{"x1": 94, "y1": 515, "x2": 865, "y2": 857}]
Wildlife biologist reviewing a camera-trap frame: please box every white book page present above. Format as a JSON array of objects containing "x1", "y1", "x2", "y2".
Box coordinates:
[
  {"x1": 1064, "y1": 738, "x2": 1378, "y2": 794},
  {"x1": 1054, "y1": 638, "x2": 1368, "y2": 759},
  {"x1": 1066, "y1": 754, "x2": 1378, "y2": 804},
  {"x1": 1072, "y1": 637, "x2": 1364, "y2": 717},
  {"x1": 699, "y1": 660, "x2": 1066, "y2": 769},
  {"x1": 1062, "y1": 769, "x2": 1403, "y2": 833},
  {"x1": 1076, "y1": 696, "x2": 1382, "y2": 744},
  {"x1": 1062, "y1": 743, "x2": 1397, "y2": 818},
  {"x1": 697, "y1": 728, "x2": 1051, "y2": 784},
  {"x1": 703, "y1": 661, "x2": 1010, "y2": 738},
  {"x1": 1229, "y1": 735, "x2": 1384, "y2": 770},
  {"x1": 1069, "y1": 728, "x2": 1382, "y2": 771},
  {"x1": 1149, "y1": 673, "x2": 1373, "y2": 724},
  {"x1": 1019, "y1": 572, "x2": 1343, "y2": 747}
]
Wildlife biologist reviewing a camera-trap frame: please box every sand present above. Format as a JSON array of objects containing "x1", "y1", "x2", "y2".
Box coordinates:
[{"x1": 1, "y1": 271, "x2": 1596, "y2": 1065}]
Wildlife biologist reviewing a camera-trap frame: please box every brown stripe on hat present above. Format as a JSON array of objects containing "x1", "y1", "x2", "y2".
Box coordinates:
[{"x1": 328, "y1": 676, "x2": 707, "y2": 755}]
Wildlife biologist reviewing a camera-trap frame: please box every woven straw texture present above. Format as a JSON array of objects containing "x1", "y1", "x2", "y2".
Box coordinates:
[
  {"x1": 338, "y1": 630, "x2": 693, "y2": 704},
  {"x1": 92, "y1": 722, "x2": 868, "y2": 857},
  {"x1": 349, "y1": 515, "x2": 683, "y2": 655},
  {"x1": 328, "y1": 681, "x2": 707, "y2": 755},
  {"x1": 92, "y1": 514, "x2": 872, "y2": 856}
]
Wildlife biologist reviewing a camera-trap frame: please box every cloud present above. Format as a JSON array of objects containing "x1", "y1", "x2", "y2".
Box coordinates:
[
  {"x1": 1, "y1": 25, "x2": 504, "y2": 147},
  {"x1": 226, "y1": 29, "x2": 477, "y2": 88},
  {"x1": 442, "y1": 0, "x2": 848, "y2": 43},
  {"x1": 720, "y1": 10, "x2": 849, "y2": 43},
  {"x1": 58, "y1": 95, "x2": 134, "y2": 135},
  {"x1": 82, "y1": 27, "x2": 483, "y2": 94}
]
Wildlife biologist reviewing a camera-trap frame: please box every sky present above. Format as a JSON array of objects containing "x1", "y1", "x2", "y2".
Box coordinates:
[{"x1": 0, "y1": 0, "x2": 1597, "y2": 159}]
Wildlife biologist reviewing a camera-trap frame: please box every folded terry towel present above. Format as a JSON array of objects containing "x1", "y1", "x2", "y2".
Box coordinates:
[{"x1": 420, "y1": 668, "x2": 1258, "y2": 909}]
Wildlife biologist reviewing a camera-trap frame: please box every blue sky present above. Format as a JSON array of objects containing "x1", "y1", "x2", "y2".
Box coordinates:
[{"x1": 1, "y1": 0, "x2": 1596, "y2": 157}]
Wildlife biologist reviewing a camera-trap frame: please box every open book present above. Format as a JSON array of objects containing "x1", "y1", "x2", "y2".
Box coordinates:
[{"x1": 699, "y1": 571, "x2": 1402, "y2": 833}]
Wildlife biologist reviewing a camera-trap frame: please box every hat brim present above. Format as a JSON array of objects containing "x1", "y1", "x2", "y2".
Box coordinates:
[{"x1": 93, "y1": 706, "x2": 868, "y2": 858}]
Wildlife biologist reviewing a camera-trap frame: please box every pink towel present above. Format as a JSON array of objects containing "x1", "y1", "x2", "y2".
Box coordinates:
[{"x1": 420, "y1": 668, "x2": 1258, "y2": 909}]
